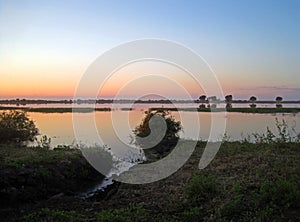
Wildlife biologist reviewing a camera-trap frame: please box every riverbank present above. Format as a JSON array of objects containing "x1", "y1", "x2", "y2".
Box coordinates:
[
  {"x1": 0, "y1": 146, "x2": 104, "y2": 208},
  {"x1": 1, "y1": 141, "x2": 299, "y2": 221}
]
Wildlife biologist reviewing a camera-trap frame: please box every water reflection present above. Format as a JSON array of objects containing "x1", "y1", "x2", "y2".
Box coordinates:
[
  {"x1": 225, "y1": 103, "x2": 232, "y2": 109},
  {"x1": 276, "y1": 104, "x2": 283, "y2": 108},
  {"x1": 28, "y1": 110, "x2": 300, "y2": 148}
]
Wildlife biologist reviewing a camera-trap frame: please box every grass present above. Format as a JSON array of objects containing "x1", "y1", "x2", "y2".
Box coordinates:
[
  {"x1": 24, "y1": 205, "x2": 150, "y2": 222},
  {"x1": 0, "y1": 145, "x2": 82, "y2": 168},
  {"x1": 96, "y1": 204, "x2": 149, "y2": 222},
  {"x1": 23, "y1": 208, "x2": 85, "y2": 222},
  {"x1": 184, "y1": 173, "x2": 218, "y2": 203},
  {"x1": 179, "y1": 141, "x2": 300, "y2": 221}
]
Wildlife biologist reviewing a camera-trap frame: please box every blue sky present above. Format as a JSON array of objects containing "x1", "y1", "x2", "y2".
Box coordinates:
[{"x1": 0, "y1": 0, "x2": 299, "y2": 100}]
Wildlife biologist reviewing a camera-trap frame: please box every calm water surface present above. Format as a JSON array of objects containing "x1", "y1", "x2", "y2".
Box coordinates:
[{"x1": 28, "y1": 108, "x2": 300, "y2": 150}]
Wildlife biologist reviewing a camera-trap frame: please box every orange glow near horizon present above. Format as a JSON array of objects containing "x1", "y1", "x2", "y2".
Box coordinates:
[
  {"x1": 1, "y1": 58, "x2": 297, "y2": 100},
  {"x1": 98, "y1": 61, "x2": 205, "y2": 99},
  {"x1": 0, "y1": 57, "x2": 85, "y2": 98},
  {"x1": 0, "y1": 78, "x2": 78, "y2": 98}
]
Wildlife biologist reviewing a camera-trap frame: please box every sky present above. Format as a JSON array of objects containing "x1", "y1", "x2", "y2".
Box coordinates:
[{"x1": 0, "y1": 0, "x2": 299, "y2": 100}]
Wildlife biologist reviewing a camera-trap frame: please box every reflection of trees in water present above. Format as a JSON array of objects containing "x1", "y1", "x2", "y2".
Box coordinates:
[
  {"x1": 226, "y1": 103, "x2": 232, "y2": 108},
  {"x1": 249, "y1": 96, "x2": 257, "y2": 108},
  {"x1": 199, "y1": 95, "x2": 206, "y2": 109},
  {"x1": 198, "y1": 95, "x2": 221, "y2": 109},
  {"x1": 276, "y1": 96, "x2": 283, "y2": 108},
  {"x1": 225, "y1": 95, "x2": 233, "y2": 109},
  {"x1": 208, "y1": 103, "x2": 217, "y2": 108}
]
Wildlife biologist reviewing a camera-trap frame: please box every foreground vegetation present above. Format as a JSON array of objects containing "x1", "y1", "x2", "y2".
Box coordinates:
[
  {"x1": 0, "y1": 141, "x2": 298, "y2": 221},
  {"x1": 0, "y1": 145, "x2": 104, "y2": 207}
]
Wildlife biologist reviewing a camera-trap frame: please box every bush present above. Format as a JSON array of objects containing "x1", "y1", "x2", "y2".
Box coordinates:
[
  {"x1": 182, "y1": 207, "x2": 204, "y2": 221},
  {"x1": 0, "y1": 110, "x2": 38, "y2": 145},
  {"x1": 259, "y1": 178, "x2": 300, "y2": 210},
  {"x1": 23, "y1": 208, "x2": 84, "y2": 222},
  {"x1": 96, "y1": 204, "x2": 148, "y2": 222},
  {"x1": 133, "y1": 110, "x2": 182, "y2": 158},
  {"x1": 184, "y1": 174, "x2": 219, "y2": 204}
]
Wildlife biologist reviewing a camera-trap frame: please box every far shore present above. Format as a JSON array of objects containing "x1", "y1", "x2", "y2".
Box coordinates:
[
  {"x1": 0, "y1": 98, "x2": 300, "y2": 105},
  {"x1": 0, "y1": 106, "x2": 300, "y2": 114}
]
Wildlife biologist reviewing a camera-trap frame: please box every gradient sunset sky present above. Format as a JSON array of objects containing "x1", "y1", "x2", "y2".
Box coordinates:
[{"x1": 0, "y1": 0, "x2": 299, "y2": 100}]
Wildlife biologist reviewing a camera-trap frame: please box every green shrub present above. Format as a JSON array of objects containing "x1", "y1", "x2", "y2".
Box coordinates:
[
  {"x1": 184, "y1": 174, "x2": 218, "y2": 204},
  {"x1": 134, "y1": 110, "x2": 181, "y2": 145},
  {"x1": 252, "y1": 118, "x2": 299, "y2": 144},
  {"x1": 0, "y1": 110, "x2": 38, "y2": 145},
  {"x1": 23, "y1": 208, "x2": 84, "y2": 222},
  {"x1": 182, "y1": 207, "x2": 204, "y2": 221},
  {"x1": 96, "y1": 204, "x2": 148, "y2": 222},
  {"x1": 255, "y1": 206, "x2": 277, "y2": 221},
  {"x1": 133, "y1": 110, "x2": 182, "y2": 157},
  {"x1": 259, "y1": 178, "x2": 300, "y2": 210}
]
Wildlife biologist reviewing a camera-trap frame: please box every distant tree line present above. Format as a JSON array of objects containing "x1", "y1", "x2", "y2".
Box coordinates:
[
  {"x1": 0, "y1": 96, "x2": 297, "y2": 106},
  {"x1": 197, "y1": 95, "x2": 286, "y2": 108}
]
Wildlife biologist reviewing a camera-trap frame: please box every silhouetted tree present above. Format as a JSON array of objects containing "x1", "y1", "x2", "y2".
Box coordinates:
[
  {"x1": 225, "y1": 95, "x2": 233, "y2": 109},
  {"x1": 0, "y1": 110, "x2": 39, "y2": 145},
  {"x1": 208, "y1": 96, "x2": 217, "y2": 102},
  {"x1": 199, "y1": 95, "x2": 206, "y2": 103},
  {"x1": 276, "y1": 96, "x2": 283, "y2": 103},
  {"x1": 249, "y1": 96, "x2": 257, "y2": 103},
  {"x1": 275, "y1": 96, "x2": 283, "y2": 108},
  {"x1": 133, "y1": 110, "x2": 182, "y2": 159},
  {"x1": 199, "y1": 95, "x2": 206, "y2": 108},
  {"x1": 225, "y1": 95, "x2": 233, "y2": 103},
  {"x1": 249, "y1": 96, "x2": 257, "y2": 108},
  {"x1": 206, "y1": 96, "x2": 218, "y2": 109}
]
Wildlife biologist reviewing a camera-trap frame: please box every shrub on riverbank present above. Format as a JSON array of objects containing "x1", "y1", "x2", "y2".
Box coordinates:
[
  {"x1": 133, "y1": 110, "x2": 182, "y2": 159},
  {"x1": 0, "y1": 110, "x2": 38, "y2": 145},
  {"x1": 0, "y1": 145, "x2": 105, "y2": 205}
]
